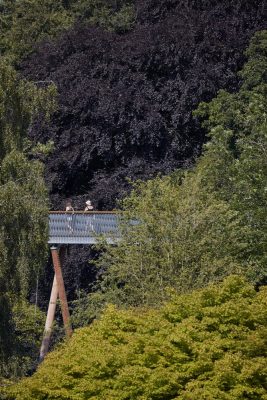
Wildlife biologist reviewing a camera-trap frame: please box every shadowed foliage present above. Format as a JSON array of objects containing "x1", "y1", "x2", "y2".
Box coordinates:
[{"x1": 21, "y1": 0, "x2": 267, "y2": 210}]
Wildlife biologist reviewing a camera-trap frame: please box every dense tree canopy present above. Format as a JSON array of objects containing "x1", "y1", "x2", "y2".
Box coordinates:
[
  {"x1": 0, "y1": 0, "x2": 267, "y2": 389},
  {"x1": 20, "y1": 0, "x2": 267, "y2": 210},
  {"x1": 0, "y1": 0, "x2": 72, "y2": 62},
  {"x1": 5, "y1": 276, "x2": 267, "y2": 399}
]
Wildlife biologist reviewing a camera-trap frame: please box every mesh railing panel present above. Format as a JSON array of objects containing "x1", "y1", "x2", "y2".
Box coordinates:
[{"x1": 48, "y1": 212, "x2": 120, "y2": 245}]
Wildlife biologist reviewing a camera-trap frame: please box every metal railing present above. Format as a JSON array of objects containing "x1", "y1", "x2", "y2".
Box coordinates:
[{"x1": 48, "y1": 211, "x2": 120, "y2": 245}]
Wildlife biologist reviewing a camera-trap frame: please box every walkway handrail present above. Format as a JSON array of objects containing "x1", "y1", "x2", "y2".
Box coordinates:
[
  {"x1": 49, "y1": 211, "x2": 118, "y2": 214},
  {"x1": 48, "y1": 211, "x2": 120, "y2": 245}
]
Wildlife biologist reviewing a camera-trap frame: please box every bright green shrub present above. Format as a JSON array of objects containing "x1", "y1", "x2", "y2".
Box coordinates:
[{"x1": 4, "y1": 276, "x2": 267, "y2": 399}]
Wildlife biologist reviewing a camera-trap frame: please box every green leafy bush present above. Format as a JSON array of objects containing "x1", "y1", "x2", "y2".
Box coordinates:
[{"x1": 5, "y1": 276, "x2": 267, "y2": 399}]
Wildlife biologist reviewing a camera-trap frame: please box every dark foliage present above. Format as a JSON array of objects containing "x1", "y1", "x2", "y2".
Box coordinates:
[{"x1": 21, "y1": 0, "x2": 267, "y2": 211}]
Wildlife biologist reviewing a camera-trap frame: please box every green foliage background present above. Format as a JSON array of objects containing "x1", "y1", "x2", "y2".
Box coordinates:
[
  {"x1": 0, "y1": 300, "x2": 45, "y2": 379},
  {"x1": 5, "y1": 276, "x2": 267, "y2": 399},
  {"x1": 0, "y1": 60, "x2": 56, "y2": 295}
]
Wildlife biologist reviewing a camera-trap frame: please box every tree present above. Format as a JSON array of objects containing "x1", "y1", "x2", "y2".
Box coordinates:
[
  {"x1": 0, "y1": 60, "x2": 56, "y2": 378},
  {"x1": 19, "y1": 0, "x2": 266, "y2": 211},
  {"x1": 0, "y1": 300, "x2": 45, "y2": 380},
  {"x1": 0, "y1": 60, "x2": 56, "y2": 295},
  {"x1": 195, "y1": 30, "x2": 267, "y2": 281},
  {"x1": 0, "y1": 60, "x2": 56, "y2": 161}
]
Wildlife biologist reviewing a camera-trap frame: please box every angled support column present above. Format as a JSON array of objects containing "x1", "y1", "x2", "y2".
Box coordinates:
[
  {"x1": 39, "y1": 245, "x2": 72, "y2": 362},
  {"x1": 39, "y1": 274, "x2": 58, "y2": 361},
  {"x1": 51, "y1": 245, "x2": 73, "y2": 339}
]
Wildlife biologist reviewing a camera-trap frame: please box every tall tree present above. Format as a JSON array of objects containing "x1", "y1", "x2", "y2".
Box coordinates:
[
  {"x1": 0, "y1": 60, "x2": 56, "y2": 295},
  {"x1": 0, "y1": 61, "x2": 56, "y2": 376}
]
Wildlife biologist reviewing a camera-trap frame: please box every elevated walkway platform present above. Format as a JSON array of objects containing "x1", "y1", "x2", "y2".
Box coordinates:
[
  {"x1": 42, "y1": 211, "x2": 121, "y2": 361},
  {"x1": 48, "y1": 211, "x2": 120, "y2": 245}
]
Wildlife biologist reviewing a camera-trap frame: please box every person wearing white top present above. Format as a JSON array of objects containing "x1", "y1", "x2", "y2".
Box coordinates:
[
  {"x1": 65, "y1": 201, "x2": 74, "y2": 212},
  {"x1": 84, "y1": 200, "x2": 93, "y2": 211}
]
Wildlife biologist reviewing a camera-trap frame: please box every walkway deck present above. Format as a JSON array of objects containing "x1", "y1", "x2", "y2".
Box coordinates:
[{"x1": 48, "y1": 211, "x2": 120, "y2": 245}]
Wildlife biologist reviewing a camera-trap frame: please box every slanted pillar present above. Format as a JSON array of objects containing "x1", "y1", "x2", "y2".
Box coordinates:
[
  {"x1": 39, "y1": 245, "x2": 72, "y2": 362},
  {"x1": 39, "y1": 274, "x2": 58, "y2": 361},
  {"x1": 50, "y1": 245, "x2": 72, "y2": 339}
]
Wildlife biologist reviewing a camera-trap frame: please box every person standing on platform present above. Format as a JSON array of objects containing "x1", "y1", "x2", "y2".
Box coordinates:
[
  {"x1": 84, "y1": 200, "x2": 94, "y2": 211},
  {"x1": 65, "y1": 200, "x2": 74, "y2": 234},
  {"x1": 65, "y1": 200, "x2": 74, "y2": 212}
]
